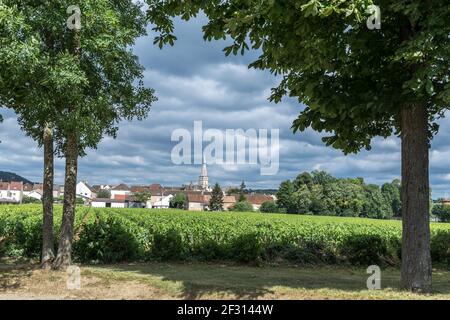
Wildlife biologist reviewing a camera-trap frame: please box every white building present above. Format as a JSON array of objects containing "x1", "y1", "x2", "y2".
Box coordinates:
[
  {"x1": 0, "y1": 181, "x2": 24, "y2": 203},
  {"x1": 110, "y1": 183, "x2": 131, "y2": 200},
  {"x1": 27, "y1": 190, "x2": 43, "y2": 201},
  {"x1": 152, "y1": 194, "x2": 173, "y2": 209},
  {"x1": 91, "y1": 198, "x2": 128, "y2": 208},
  {"x1": 76, "y1": 181, "x2": 97, "y2": 199}
]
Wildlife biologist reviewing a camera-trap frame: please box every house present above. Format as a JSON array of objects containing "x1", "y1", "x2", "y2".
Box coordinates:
[
  {"x1": 245, "y1": 194, "x2": 274, "y2": 210},
  {"x1": 76, "y1": 181, "x2": 97, "y2": 199},
  {"x1": 92, "y1": 195, "x2": 144, "y2": 208},
  {"x1": 92, "y1": 198, "x2": 127, "y2": 208},
  {"x1": 186, "y1": 193, "x2": 211, "y2": 211},
  {"x1": 110, "y1": 183, "x2": 131, "y2": 200},
  {"x1": 223, "y1": 195, "x2": 237, "y2": 211},
  {"x1": 27, "y1": 190, "x2": 43, "y2": 201},
  {"x1": 0, "y1": 181, "x2": 24, "y2": 203},
  {"x1": 52, "y1": 184, "x2": 62, "y2": 198},
  {"x1": 152, "y1": 194, "x2": 173, "y2": 209}
]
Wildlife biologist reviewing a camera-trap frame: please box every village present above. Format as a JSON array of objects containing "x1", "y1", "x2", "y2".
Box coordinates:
[{"x1": 0, "y1": 159, "x2": 274, "y2": 211}]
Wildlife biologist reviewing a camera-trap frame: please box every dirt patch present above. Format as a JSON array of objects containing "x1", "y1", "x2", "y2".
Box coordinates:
[{"x1": 0, "y1": 265, "x2": 175, "y2": 300}]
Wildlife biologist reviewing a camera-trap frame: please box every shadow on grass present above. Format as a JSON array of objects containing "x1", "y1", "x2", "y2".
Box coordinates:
[
  {"x1": 0, "y1": 259, "x2": 35, "y2": 291},
  {"x1": 2, "y1": 259, "x2": 450, "y2": 299},
  {"x1": 93, "y1": 262, "x2": 407, "y2": 299}
]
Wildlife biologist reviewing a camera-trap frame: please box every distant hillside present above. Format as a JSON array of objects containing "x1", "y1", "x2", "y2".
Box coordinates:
[
  {"x1": 248, "y1": 189, "x2": 278, "y2": 195},
  {"x1": 0, "y1": 171, "x2": 33, "y2": 184}
]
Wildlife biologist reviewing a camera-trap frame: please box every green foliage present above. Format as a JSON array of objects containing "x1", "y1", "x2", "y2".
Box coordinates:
[
  {"x1": 134, "y1": 191, "x2": 152, "y2": 204},
  {"x1": 432, "y1": 204, "x2": 450, "y2": 222},
  {"x1": 151, "y1": 229, "x2": 185, "y2": 260},
  {"x1": 229, "y1": 233, "x2": 263, "y2": 264},
  {"x1": 209, "y1": 183, "x2": 224, "y2": 211},
  {"x1": 96, "y1": 190, "x2": 111, "y2": 199},
  {"x1": 431, "y1": 231, "x2": 450, "y2": 265},
  {"x1": 22, "y1": 196, "x2": 41, "y2": 204},
  {"x1": 74, "y1": 213, "x2": 142, "y2": 263},
  {"x1": 259, "y1": 201, "x2": 279, "y2": 213},
  {"x1": 3, "y1": 205, "x2": 450, "y2": 266},
  {"x1": 277, "y1": 171, "x2": 400, "y2": 219},
  {"x1": 238, "y1": 181, "x2": 247, "y2": 202},
  {"x1": 1, "y1": 0, "x2": 157, "y2": 155},
  {"x1": 147, "y1": 0, "x2": 449, "y2": 154},
  {"x1": 169, "y1": 193, "x2": 186, "y2": 209},
  {"x1": 381, "y1": 180, "x2": 402, "y2": 217},
  {"x1": 276, "y1": 180, "x2": 297, "y2": 214},
  {"x1": 340, "y1": 234, "x2": 390, "y2": 266},
  {"x1": 231, "y1": 201, "x2": 253, "y2": 212}
]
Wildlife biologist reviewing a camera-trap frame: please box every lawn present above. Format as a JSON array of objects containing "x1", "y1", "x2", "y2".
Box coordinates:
[{"x1": 1, "y1": 259, "x2": 450, "y2": 300}]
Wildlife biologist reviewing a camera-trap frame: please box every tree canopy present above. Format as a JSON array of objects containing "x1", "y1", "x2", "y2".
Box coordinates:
[
  {"x1": 1, "y1": 0, "x2": 156, "y2": 154},
  {"x1": 276, "y1": 171, "x2": 401, "y2": 219},
  {"x1": 147, "y1": 0, "x2": 449, "y2": 153}
]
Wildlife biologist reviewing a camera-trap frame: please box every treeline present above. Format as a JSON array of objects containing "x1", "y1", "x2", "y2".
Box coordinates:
[{"x1": 275, "y1": 171, "x2": 401, "y2": 219}]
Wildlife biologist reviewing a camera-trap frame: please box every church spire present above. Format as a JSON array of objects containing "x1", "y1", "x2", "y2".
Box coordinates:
[{"x1": 198, "y1": 155, "x2": 209, "y2": 190}]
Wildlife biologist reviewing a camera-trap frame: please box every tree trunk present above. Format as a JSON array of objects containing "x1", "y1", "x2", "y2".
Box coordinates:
[
  {"x1": 41, "y1": 123, "x2": 55, "y2": 269},
  {"x1": 400, "y1": 103, "x2": 432, "y2": 293},
  {"x1": 53, "y1": 132, "x2": 78, "y2": 269}
]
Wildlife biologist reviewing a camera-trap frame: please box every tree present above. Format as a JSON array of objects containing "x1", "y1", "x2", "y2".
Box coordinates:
[
  {"x1": 432, "y1": 204, "x2": 450, "y2": 223},
  {"x1": 293, "y1": 185, "x2": 312, "y2": 214},
  {"x1": 293, "y1": 172, "x2": 313, "y2": 191},
  {"x1": 276, "y1": 180, "x2": 296, "y2": 214},
  {"x1": 134, "y1": 191, "x2": 152, "y2": 207},
  {"x1": 97, "y1": 190, "x2": 111, "y2": 199},
  {"x1": 170, "y1": 193, "x2": 187, "y2": 209},
  {"x1": 209, "y1": 183, "x2": 224, "y2": 211},
  {"x1": 231, "y1": 201, "x2": 253, "y2": 212},
  {"x1": 53, "y1": 1, "x2": 156, "y2": 269},
  {"x1": 22, "y1": 196, "x2": 41, "y2": 204},
  {"x1": 226, "y1": 187, "x2": 240, "y2": 195},
  {"x1": 147, "y1": 0, "x2": 450, "y2": 292},
  {"x1": 382, "y1": 179, "x2": 402, "y2": 218},
  {"x1": 0, "y1": 1, "x2": 57, "y2": 268},
  {"x1": 361, "y1": 184, "x2": 392, "y2": 219},
  {"x1": 1, "y1": 1, "x2": 156, "y2": 269},
  {"x1": 311, "y1": 171, "x2": 336, "y2": 186},
  {"x1": 259, "y1": 201, "x2": 278, "y2": 213},
  {"x1": 238, "y1": 181, "x2": 247, "y2": 202}
]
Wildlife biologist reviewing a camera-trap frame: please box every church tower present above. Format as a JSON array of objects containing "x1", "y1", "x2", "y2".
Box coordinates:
[{"x1": 198, "y1": 156, "x2": 209, "y2": 190}]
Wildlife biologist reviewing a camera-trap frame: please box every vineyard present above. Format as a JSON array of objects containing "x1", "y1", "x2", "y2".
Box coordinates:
[{"x1": 2, "y1": 205, "x2": 450, "y2": 267}]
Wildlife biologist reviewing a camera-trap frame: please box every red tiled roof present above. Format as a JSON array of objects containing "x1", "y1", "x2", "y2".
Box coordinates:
[
  {"x1": 223, "y1": 196, "x2": 237, "y2": 204},
  {"x1": 245, "y1": 194, "x2": 273, "y2": 205},
  {"x1": 130, "y1": 186, "x2": 151, "y2": 193},
  {"x1": 0, "y1": 182, "x2": 9, "y2": 190},
  {"x1": 112, "y1": 183, "x2": 130, "y2": 191},
  {"x1": 187, "y1": 194, "x2": 211, "y2": 204},
  {"x1": 113, "y1": 194, "x2": 137, "y2": 201},
  {"x1": 10, "y1": 181, "x2": 23, "y2": 191}
]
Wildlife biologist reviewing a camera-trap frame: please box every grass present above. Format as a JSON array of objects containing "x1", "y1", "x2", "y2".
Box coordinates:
[{"x1": 2, "y1": 260, "x2": 450, "y2": 300}]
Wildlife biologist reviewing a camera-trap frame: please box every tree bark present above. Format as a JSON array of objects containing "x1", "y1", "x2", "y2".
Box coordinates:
[
  {"x1": 400, "y1": 103, "x2": 432, "y2": 293},
  {"x1": 53, "y1": 132, "x2": 78, "y2": 269},
  {"x1": 41, "y1": 123, "x2": 55, "y2": 269}
]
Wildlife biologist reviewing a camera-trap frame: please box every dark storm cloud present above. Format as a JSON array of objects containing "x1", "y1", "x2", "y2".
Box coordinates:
[{"x1": 1, "y1": 16, "x2": 450, "y2": 197}]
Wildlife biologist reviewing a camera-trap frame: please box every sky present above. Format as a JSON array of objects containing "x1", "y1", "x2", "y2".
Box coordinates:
[{"x1": 1, "y1": 15, "x2": 450, "y2": 197}]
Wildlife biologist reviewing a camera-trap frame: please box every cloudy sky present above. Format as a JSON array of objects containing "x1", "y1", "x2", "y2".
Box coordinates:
[{"x1": 1, "y1": 15, "x2": 450, "y2": 197}]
